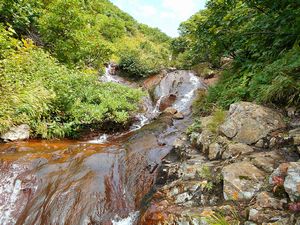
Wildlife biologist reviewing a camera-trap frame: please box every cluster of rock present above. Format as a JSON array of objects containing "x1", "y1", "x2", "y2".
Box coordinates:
[{"x1": 140, "y1": 102, "x2": 300, "y2": 225}]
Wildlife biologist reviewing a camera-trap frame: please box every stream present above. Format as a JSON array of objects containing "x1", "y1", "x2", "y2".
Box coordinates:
[{"x1": 0, "y1": 69, "x2": 206, "y2": 225}]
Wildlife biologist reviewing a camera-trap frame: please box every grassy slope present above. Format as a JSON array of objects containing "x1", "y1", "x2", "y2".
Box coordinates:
[{"x1": 0, "y1": 0, "x2": 171, "y2": 138}]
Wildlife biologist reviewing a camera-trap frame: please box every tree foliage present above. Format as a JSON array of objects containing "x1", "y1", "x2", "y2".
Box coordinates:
[
  {"x1": 173, "y1": 0, "x2": 300, "y2": 107},
  {"x1": 0, "y1": 0, "x2": 171, "y2": 138},
  {"x1": 0, "y1": 0, "x2": 171, "y2": 74}
]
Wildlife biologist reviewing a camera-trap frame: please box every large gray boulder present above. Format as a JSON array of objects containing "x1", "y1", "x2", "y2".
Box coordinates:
[
  {"x1": 220, "y1": 102, "x2": 285, "y2": 144},
  {"x1": 222, "y1": 161, "x2": 266, "y2": 200},
  {"x1": 1, "y1": 124, "x2": 30, "y2": 142}
]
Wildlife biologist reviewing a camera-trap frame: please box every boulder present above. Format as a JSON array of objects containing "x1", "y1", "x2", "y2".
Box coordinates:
[
  {"x1": 261, "y1": 218, "x2": 294, "y2": 225},
  {"x1": 269, "y1": 163, "x2": 290, "y2": 186},
  {"x1": 208, "y1": 143, "x2": 223, "y2": 160},
  {"x1": 249, "y1": 151, "x2": 284, "y2": 173},
  {"x1": 222, "y1": 143, "x2": 254, "y2": 159},
  {"x1": 1, "y1": 124, "x2": 30, "y2": 142},
  {"x1": 284, "y1": 162, "x2": 300, "y2": 202},
  {"x1": 159, "y1": 94, "x2": 177, "y2": 111},
  {"x1": 196, "y1": 130, "x2": 215, "y2": 152},
  {"x1": 207, "y1": 136, "x2": 229, "y2": 160},
  {"x1": 249, "y1": 208, "x2": 288, "y2": 224},
  {"x1": 220, "y1": 102, "x2": 285, "y2": 144},
  {"x1": 222, "y1": 161, "x2": 266, "y2": 200},
  {"x1": 164, "y1": 107, "x2": 177, "y2": 115},
  {"x1": 256, "y1": 191, "x2": 285, "y2": 210}
]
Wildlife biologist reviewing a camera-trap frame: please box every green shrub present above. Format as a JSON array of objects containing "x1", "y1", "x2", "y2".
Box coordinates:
[
  {"x1": 205, "y1": 211, "x2": 240, "y2": 225},
  {"x1": 205, "y1": 47, "x2": 300, "y2": 108},
  {"x1": 117, "y1": 36, "x2": 170, "y2": 78},
  {"x1": 172, "y1": 0, "x2": 300, "y2": 109},
  {"x1": 0, "y1": 24, "x2": 20, "y2": 59},
  {"x1": 0, "y1": 40, "x2": 143, "y2": 138},
  {"x1": 0, "y1": 0, "x2": 42, "y2": 34}
]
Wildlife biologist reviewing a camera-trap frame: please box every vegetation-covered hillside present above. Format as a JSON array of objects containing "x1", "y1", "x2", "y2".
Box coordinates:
[
  {"x1": 0, "y1": 0, "x2": 170, "y2": 139},
  {"x1": 172, "y1": 0, "x2": 300, "y2": 110}
]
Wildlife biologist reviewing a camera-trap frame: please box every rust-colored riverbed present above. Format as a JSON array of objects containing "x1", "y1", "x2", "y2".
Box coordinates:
[{"x1": 0, "y1": 71, "x2": 205, "y2": 225}]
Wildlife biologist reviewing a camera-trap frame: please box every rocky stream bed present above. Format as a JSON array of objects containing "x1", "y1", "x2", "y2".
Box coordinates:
[
  {"x1": 0, "y1": 69, "x2": 299, "y2": 225},
  {"x1": 0, "y1": 70, "x2": 205, "y2": 225}
]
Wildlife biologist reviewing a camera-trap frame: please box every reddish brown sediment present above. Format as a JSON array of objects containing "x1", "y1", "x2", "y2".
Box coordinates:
[{"x1": 0, "y1": 71, "x2": 205, "y2": 225}]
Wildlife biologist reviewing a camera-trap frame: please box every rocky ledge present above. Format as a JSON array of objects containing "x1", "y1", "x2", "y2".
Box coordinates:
[{"x1": 139, "y1": 102, "x2": 300, "y2": 225}]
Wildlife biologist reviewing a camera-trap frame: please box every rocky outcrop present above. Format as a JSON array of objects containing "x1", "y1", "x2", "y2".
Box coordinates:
[
  {"x1": 1, "y1": 124, "x2": 30, "y2": 142},
  {"x1": 222, "y1": 143, "x2": 254, "y2": 159},
  {"x1": 220, "y1": 102, "x2": 286, "y2": 144},
  {"x1": 290, "y1": 128, "x2": 300, "y2": 145},
  {"x1": 222, "y1": 161, "x2": 266, "y2": 200},
  {"x1": 141, "y1": 101, "x2": 300, "y2": 225},
  {"x1": 163, "y1": 107, "x2": 185, "y2": 120}
]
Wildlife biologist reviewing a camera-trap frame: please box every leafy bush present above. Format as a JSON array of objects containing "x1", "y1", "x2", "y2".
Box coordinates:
[
  {"x1": 0, "y1": 0, "x2": 42, "y2": 34},
  {"x1": 0, "y1": 40, "x2": 143, "y2": 138},
  {"x1": 0, "y1": 24, "x2": 20, "y2": 59},
  {"x1": 1, "y1": 0, "x2": 171, "y2": 78},
  {"x1": 207, "y1": 47, "x2": 300, "y2": 108},
  {"x1": 117, "y1": 36, "x2": 170, "y2": 78},
  {"x1": 38, "y1": 0, "x2": 114, "y2": 69},
  {"x1": 192, "y1": 90, "x2": 214, "y2": 116}
]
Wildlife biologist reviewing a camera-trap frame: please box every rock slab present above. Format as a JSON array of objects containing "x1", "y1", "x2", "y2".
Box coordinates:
[
  {"x1": 220, "y1": 102, "x2": 285, "y2": 144},
  {"x1": 222, "y1": 161, "x2": 266, "y2": 200}
]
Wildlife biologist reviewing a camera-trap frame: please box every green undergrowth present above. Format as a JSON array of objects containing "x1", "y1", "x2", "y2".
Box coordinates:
[
  {"x1": 208, "y1": 47, "x2": 300, "y2": 109},
  {"x1": 0, "y1": 39, "x2": 143, "y2": 139}
]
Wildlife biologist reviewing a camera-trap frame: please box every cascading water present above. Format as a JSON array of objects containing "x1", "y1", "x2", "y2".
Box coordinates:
[
  {"x1": 0, "y1": 69, "x2": 206, "y2": 225},
  {"x1": 91, "y1": 64, "x2": 157, "y2": 144}
]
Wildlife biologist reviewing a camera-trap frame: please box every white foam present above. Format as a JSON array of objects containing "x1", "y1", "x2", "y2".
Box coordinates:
[
  {"x1": 173, "y1": 72, "x2": 201, "y2": 111},
  {"x1": 130, "y1": 114, "x2": 149, "y2": 131},
  {"x1": 89, "y1": 134, "x2": 109, "y2": 144},
  {"x1": 112, "y1": 211, "x2": 139, "y2": 225}
]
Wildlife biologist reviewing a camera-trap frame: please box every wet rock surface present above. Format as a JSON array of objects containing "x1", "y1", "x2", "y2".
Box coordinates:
[{"x1": 0, "y1": 71, "x2": 206, "y2": 225}]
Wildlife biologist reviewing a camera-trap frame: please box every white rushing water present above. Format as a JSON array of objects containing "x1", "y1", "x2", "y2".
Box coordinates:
[
  {"x1": 112, "y1": 212, "x2": 140, "y2": 225},
  {"x1": 172, "y1": 72, "x2": 201, "y2": 111},
  {"x1": 91, "y1": 68, "x2": 203, "y2": 144},
  {"x1": 100, "y1": 64, "x2": 121, "y2": 83},
  {"x1": 89, "y1": 133, "x2": 109, "y2": 144},
  {"x1": 0, "y1": 164, "x2": 23, "y2": 225}
]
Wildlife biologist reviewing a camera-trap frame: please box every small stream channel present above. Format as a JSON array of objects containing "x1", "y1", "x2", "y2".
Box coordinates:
[{"x1": 0, "y1": 69, "x2": 206, "y2": 225}]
